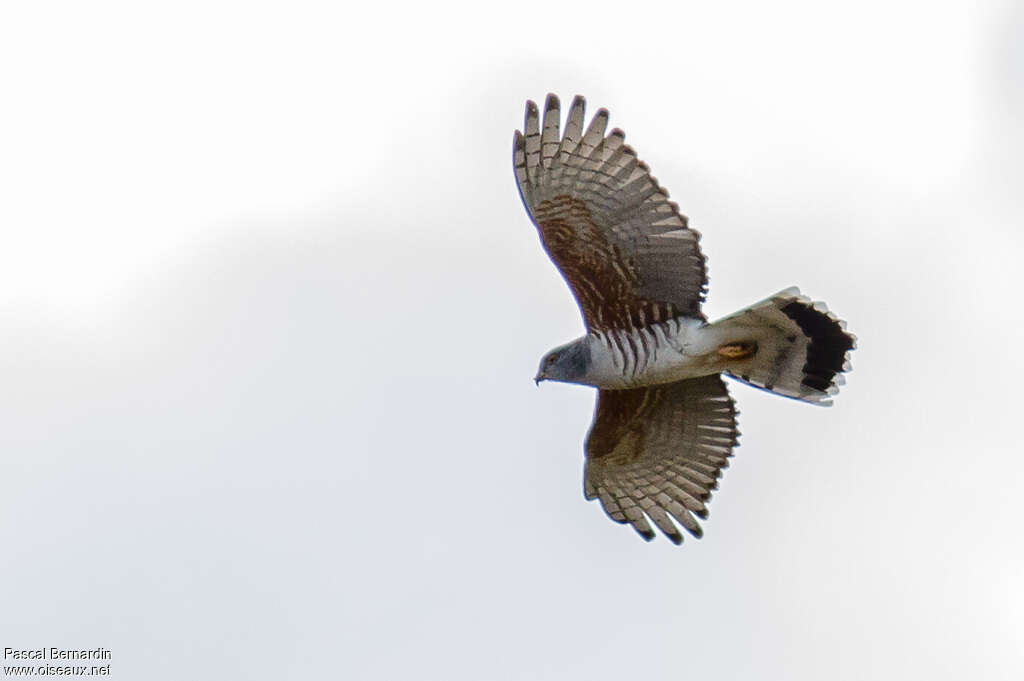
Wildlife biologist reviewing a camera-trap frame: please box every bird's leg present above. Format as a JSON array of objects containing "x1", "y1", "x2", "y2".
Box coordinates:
[{"x1": 717, "y1": 341, "x2": 758, "y2": 360}]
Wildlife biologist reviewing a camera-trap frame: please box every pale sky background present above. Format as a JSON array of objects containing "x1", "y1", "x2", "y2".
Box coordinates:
[{"x1": 2, "y1": 1, "x2": 1023, "y2": 679}]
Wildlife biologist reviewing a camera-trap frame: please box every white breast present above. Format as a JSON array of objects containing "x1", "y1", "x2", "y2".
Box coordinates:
[{"x1": 585, "y1": 317, "x2": 725, "y2": 389}]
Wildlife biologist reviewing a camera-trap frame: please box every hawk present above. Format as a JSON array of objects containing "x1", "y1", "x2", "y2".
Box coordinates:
[{"x1": 515, "y1": 94, "x2": 856, "y2": 545}]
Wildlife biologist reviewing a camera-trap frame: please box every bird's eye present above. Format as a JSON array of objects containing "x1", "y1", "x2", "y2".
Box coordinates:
[{"x1": 547, "y1": 354, "x2": 558, "y2": 365}]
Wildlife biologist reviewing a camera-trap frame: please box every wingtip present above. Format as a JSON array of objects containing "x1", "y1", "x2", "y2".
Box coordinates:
[{"x1": 524, "y1": 99, "x2": 539, "y2": 128}]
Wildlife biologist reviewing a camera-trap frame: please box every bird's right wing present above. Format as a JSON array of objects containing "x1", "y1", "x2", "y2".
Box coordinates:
[
  {"x1": 583, "y1": 375, "x2": 739, "y2": 544},
  {"x1": 514, "y1": 94, "x2": 708, "y2": 333}
]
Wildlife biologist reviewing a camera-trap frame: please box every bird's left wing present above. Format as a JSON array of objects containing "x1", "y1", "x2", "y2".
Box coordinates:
[
  {"x1": 514, "y1": 94, "x2": 708, "y2": 332},
  {"x1": 584, "y1": 375, "x2": 739, "y2": 544}
]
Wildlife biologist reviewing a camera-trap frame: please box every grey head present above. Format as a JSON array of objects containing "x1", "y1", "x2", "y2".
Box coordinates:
[{"x1": 535, "y1": 339, "x2": 591, "y2": 386}]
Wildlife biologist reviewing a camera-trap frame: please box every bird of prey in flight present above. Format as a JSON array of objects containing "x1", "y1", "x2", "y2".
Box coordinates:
[{"x1": 515, "y1": 94, "x2": 856, "y2": 545}]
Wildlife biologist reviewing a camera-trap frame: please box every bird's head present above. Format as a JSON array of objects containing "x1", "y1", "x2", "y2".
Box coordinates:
[{"x1": 535, "y1": 340, "x2": 591, "y2": 386}]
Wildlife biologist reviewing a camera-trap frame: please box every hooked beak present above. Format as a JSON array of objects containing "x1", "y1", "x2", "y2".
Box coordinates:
[{"x1": 534, "y1": 372, "x2": 546, "y2": 386}]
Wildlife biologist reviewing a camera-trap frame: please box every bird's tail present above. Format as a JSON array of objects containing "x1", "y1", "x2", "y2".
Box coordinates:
[{"x1": 707, "y1": 287, "x2": 856, "y2": 406}]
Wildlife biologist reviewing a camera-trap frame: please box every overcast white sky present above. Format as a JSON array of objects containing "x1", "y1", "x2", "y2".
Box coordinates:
[{"x1": 2, "y1": 1, "x2": 1023, "y2": 679}]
